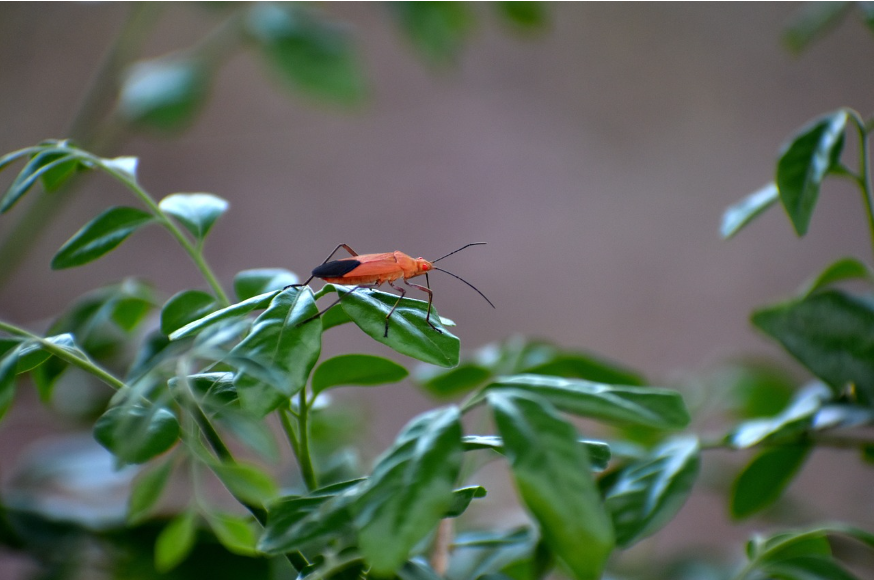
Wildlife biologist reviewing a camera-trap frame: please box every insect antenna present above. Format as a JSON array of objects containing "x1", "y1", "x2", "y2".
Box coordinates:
[
  {"x1": 431, "y1": 242, "x2": 487, "y2": 264},
  {"x1": 432, "y1": 266, "x2": 495, "y2": 309}
]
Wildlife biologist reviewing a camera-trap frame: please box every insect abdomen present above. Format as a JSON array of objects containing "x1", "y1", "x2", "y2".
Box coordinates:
[{"x1": 312, "y1": 259, "x2": 361, "y2": 279}]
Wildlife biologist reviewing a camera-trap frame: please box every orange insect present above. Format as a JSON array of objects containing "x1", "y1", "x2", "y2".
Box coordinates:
[{"x1": 294, "y1": 243, "x2": 494, "y2": 337}]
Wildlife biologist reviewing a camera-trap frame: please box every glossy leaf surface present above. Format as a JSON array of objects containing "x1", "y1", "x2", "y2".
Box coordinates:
[
  {"x1": 93, "y1": 403, "x2": 180, "y2": 464},
  {"x1": 161, "y1": 290, "x2": 218, "y2": 336},
  {"x1": 721, "y1": 183, "x2": 779, "y2": 239},
  {"x1": 312, "y1": 354, "x2": 408, "y2": 395},
  {"x1": 51, "y1": 206, "x2": 154, "y2": 269},
  {"x1": 234, "y1": 268, "x2": 298, "y2": 301},
  {"x1": 461, "y1": 434, "x2": 611, "y2": 471},
  {"x1": 159, "y1": 193, "x2": 229, "y2": 241},
  {"x1": 731, "y1": 442, "x2": 811, "y2": 519},
  {"x1": 169, "y1": 291, "x2": 279, "y2": 340}
]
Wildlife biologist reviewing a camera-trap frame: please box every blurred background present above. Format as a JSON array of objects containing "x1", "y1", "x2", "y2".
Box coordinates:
[{"x1": 2, "y1": 2, "x2": 874, "y2": 577}]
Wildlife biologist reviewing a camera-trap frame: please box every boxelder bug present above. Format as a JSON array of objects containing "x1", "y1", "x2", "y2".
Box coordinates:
[{"x1": 291, "y1": 243, "x2": 495, "y2": 337}]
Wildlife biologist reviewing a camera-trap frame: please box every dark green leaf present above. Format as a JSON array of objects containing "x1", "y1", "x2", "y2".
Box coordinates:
[
  {"x1": 495, "y1": 2, "x2": 548, "y2": 30},
  {"x1": 605, "y1": 436, "x2": 700, "y2": 547},
  {"x1": 1, "y1": 151, "x2": 79, "y2": 213},
  {"x1": 488, "y1": 390, "x2": 614, "y2": 580},
  {"x1": 861, "y1": 2, "x2": 874, "y2": 32},
  {"x1": 118, "y1": 57, "x2": 210, "y2": 131},
  {"x1": 169, "y1": 290, "x2": 278, "y2": 340},
  {"x1": 0, "y1": 350, "x2": 19, "y2": 422},
  {"x1": 234, "y1": 268, "x2": 299, "y2": 300},
  {"x1": 111, "y1": 296, "x2": 152, "y2": 331},
  {"x1": 782, "y1": 2, "x2": 851, "y2": 53},
  {"x1": 523, "y1": 352, "x2": 645, "y2": 386},
  {"x1": 211, "y1": 462, "x2": 279, "y2": 507},
  {"x1": 721, "y1": 183, "x2": 780, "y2": 239},
  {"x1": 393, "y1": 2, "x2": 475, "y2": 65},
  {"x1": 727, "y1": 385, "x2": 827, "y2": 448},
  {"x1": 38, "y1": 152, "x2": 80, "y2": 192},
  {"x1": 353, "y1": 407, "x2": 463, "y2": 576},
  {"x1": 312, "y1": 354, "x2": 408, "y2": 395},
  {"x1": 775, "y1": 111, "x2": 847, "y2": 236},
  {"x1": 155, "y1": 510, "x2": 198, "y2": 572},
  {"x1": 51, "y1": 206, "x2": 154, "y2": 269},
  {"x1": 446, "y1": 486, "x2": 487, "y2": 518},
  {"x1": 798, "y1": 257, "x2": 873, "y2": 297},
  {"x1": 485, "y1": 374, "x2": 690, "y2": 430},
  {"x1": 247, "y1": 3, "x2": 366, "y2": 105},
  {"x1": 94, "y1": 403, "x2": 180, "y2": 464},
  {"x1": 731, "y1": 442, "x2": 812, "y2": 519},
  {"x1": 128, "y1": 457, "x2": 174, "y2": 523},
  {"x1": 206, "y1": 512, "x2": 258, "y2": 556},
  {"x1": 231, "y1": 288, "x2": 321, "y2": 415},
  {"x1": 752, "y1": 290, "x2": 874, "y2": 402},
  {"x1": 159, "y1": 193, "x2": 229, "y2": 241},
  {"x1": 762, "y1": 555, "x2": 858, "y2": 580},
  {"x1": 461, "y1": 434, "x2": 611, "y2": 472},
  {"x1": 416, "y1": 363, "x2": 493, "y2": 398},
  {"x1": 161, "y1": 290, "x2": 219, "y2": 336}
]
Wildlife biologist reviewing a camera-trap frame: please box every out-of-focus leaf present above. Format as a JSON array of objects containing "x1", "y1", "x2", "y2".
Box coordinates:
[
  {"x1": 752, "y1": 289, "x2": 874, "y2": 402},
  {"x1": 392, "y1": 2, "x2": 475, "y2": 65},
  {"x1": 782, "y1": 2, "x2": 851, "y2": 53},
  {"x1": 462, "y1": 434, "x2": 611, "y2": 472},
  {"x1": 721, "y1": 183, "x2": 780, "y2": 239},
  {"x1": 731, "y1": 442, "x2": 811, "y2": 519},
  {"x1": 524, "y1": 352, "x2": 645, "y2": 386},
  {"x1": 51, "y1": 206, "x2": 155, "y2": 269},
  {"x1": 155, "y1": 509, "x2": 198, "y2": 572},
  {"x1": 247, "y1": 3, "x2": 366, "y2": 105},
  {"x1": 94, "y1": 404, "x2": 180, "y2": 464},
  {"x1": 159, "y1": 193, "x2": 229, "y2": 241},
  {"x1": 211, "y1": 462, "x2": 279, "y2": 507},
  {"x1": 0, "y1": 350, "x2": 19, "y2": 422},
  {"x1": 15, "y1": 334, "x2": 78, "y2": 374},
  {"x1": 484, "y1": 374, "x2": 690, "y2": 430},
  {"x1": 234, "y1": 268, "x2": 298, "y2": 301},
  {"x1": 118, "y1": 57, "x2": 210, "y2": 131},
  {"x1": 727, "y1": 385, "x2": 828, "y2": 448},
  {"x1": 445, "y1": 486, "x2": 487, "y2": 518},
  {"x1": 604, "y1": 436, "x2": 700, "y2": 547},
  {"x1": 775, "y1": 111, "x2": 847, "y2": 236},
  {"x1": 798, "y1": 257, "x2": 873, "y2": 297},
  {"x1": 1, "y1": 150, "x2": 80, "y2": 213},
  {"x1": 169, "y1": 290, "x2": 278, "y2": 340},
  {"x1": 161, "y1": 290, "x2": 218, "y2": 336},
  {"x1": 312, "y1": 354, "x2": 408, "y2": 395},
  {"x1": 416, "y1": 363, "x2": 492, "y2": 398},
  {"x1": 100, "y1": 156, "x2": 139, "y2": 180},
  {"x1": 495, "y1": 2, "x2": 548, "y2": 30},
  {"x1": 128, "y1": 456, "x2": 174, "y2": 523},
  {"x1": 206, "y1": 512, "x2": 259, "y2": 556},
  {"x1": 488, "y1": 390, "x2": 614, "y2": 580}
]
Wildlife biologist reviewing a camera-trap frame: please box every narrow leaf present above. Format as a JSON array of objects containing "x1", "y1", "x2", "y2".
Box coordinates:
[
  {"x1": 798, "y1": 257, "x2": 873, "y2": 297},
  {"x1": 161, "y1": 290, "x2": 218, "y2": 336},
  {"x1": 159, "y1": 193, "x2": 229, "y2": 241},
  {"x1": 169, "y1": 290, "x2": 278, "y2": 340},
  {"x1": 1, "y1": 152, "x2": 79, "y2": 213},
  {"x1": 312, "y1": 354, "x2": 408, "y2": 395},
  {"x1": 731, "y1": 442, "x2": 812, "y2": 519},
  {"x1": 489, "y1": 390, "x2": 614, "y2": 580},
  {"x1": 234, "y1": 268, "x2": 298, "y2": 300},
  {"x1": 128, "y1": 457, "x2": 174, "y2": 523},
  {"x1": 721, "y1": 183, "x2": 780, "y2": 239},
  {"x1": 51, "y1": 206, "x2": 154, "y2": 269},
  {"x1": 155, "y1": 510, "x2": 197, "y2": 572}
]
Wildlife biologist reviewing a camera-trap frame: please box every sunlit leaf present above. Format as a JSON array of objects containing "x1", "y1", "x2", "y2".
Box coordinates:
[
  {"x1": 727, "y1": 385, "x2": 828, "y2": 448},
  {"x1": 721, "y1": 183, "x2": 780, "y2": 239},
  {"x1": 159, "y1": 193, "x2": 229, "y2": 241}
]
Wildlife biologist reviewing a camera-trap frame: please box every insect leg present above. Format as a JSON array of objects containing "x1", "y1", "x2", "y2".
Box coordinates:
[
  {"x1": 404, "y1": 274, "x2": 441, "y2": 334},
  {"x1": 385, "y1": 280, "x2": 407, "y2": 338},
  {"x1": 297, "y1": 284, "x2": 375, "y2": 326},
  {"x1": 286, "y1": 244, "x2": 360, "y2": 289}
]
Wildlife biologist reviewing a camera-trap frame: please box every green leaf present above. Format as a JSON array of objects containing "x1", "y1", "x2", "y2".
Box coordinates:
[
  {"x1": 206, "y1": 512, "x2": 259, "y2": 556},
  {"x1": 1, "y1": 151, "x2": 80, "y2": 213},
  {"x1": 485, "y1": 374, "x2": 690, "y2": 430},
  {"x1": 161, "y1": 290, "x2": 219, "y2": 336},
  {"x1": 393, "y1": 2, "x2": 475, "y2": 65},
  {"x1": 462, "y1": 435, "x2": 611, "y2": 472},
  {"x1": 354, "y1": 407, "x2": 463, "y2": 576},
  {"x1": 230, "y1": 288, "x2": 321, "y2": 414},
  {"x1": 211, "y1": 462, "x2": 279, "y2": 507},
  {"x1": 51, "y1": 206, "x2": 154, "y2": 269},
  {"x1": 495, "y1": 2, "x2": 548, "y2": 30},
  {"x1": 119, "y1": 57, "x2": 210, "y2": 131},
  {"x1": 798, "y1": 257, "x2": 873, "y2": 297},
  {"x1": 727, "y1": 385, "x2": 827, "y2": 448},
  {"x1": 445, "y1": 485, "x2": 487, "y2": 518},
  {"x1": 752, "y1": 290, "x2": 874, "y2": 402},
  {"x1": 247, "y1": 3, "x2": 366, "y2": 105},
  {"x1": 782, "y1": 2, "x2": 851, "y2": 53},
  {"x1": 159, "y1": 193, "x2": 229, "y2": 241},
  {"x1": 169, "y1": 290, "x2": 278, "y2": 340},
  {"x1": 100, "y1": 156, "x2": 139, "y2": 180},
  {"x1": 155, "y1": 510, "x2": 198, "y2": 572},
  {"x1": 731, "y1": 442, "x2": 812, "y2": 519},
  {"x1": 112, "y1": 296, "x2": 153, "y2": 331},
  {"x1": 775, "y1": 111, "x2": 847, "y2": 236},
  {"x1": 128, "y1": 457, "x2": 174, "y2": 523},
  {"x1": 94, "y1": 403, "x2": 180, "y2": 464},
  {"x1": 488, "y1": 390, "x2": 614, "y2": 580},
  {"x1": 523, "y1": 352, "x2": 645, "y2": 386},
  {"x1": 327, "y1": 285, "x2": 460, "y2": 367},
  {"x1": 234, "y1": 268, "x2": 299, "y2": 301},
  {"x1": 312, "y1": 354, "x2": 408, "y2": 395},
  {"x1": 0, "y1": 350, "x2": 19, "y2": 422},
  {"x1": 604, "y1": 436, "x2": 700, "y2": 547},
  {"x1": 762, "y1": 555, "x2": 859, "y2": 580},
  {"x1": 15, "y1": 334, "x2": 74, "y2": 373},
  {"x1": 416, "y1": 363, "x2": 493, "y2": 398},
  {"x1": 721, "y1": 183, "x2": 780, "y2": 239}
]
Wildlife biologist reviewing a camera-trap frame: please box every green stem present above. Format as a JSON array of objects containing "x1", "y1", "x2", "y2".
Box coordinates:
[
  {"x1": 848, "y1": 110, "x2": 874, "y2": 260},
  {"x1": 278, "y1": 406, "x2": 302, "y2": 466},
  {"x1": 0, "y1": 320, "x2": 125, "y2": 391},
  {"x1": 296, "y1": 389, "x2": 318, "y2": 491}
]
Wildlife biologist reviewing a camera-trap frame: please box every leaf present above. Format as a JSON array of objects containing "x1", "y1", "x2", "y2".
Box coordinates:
[
  {"x1": 727, "y1": 385, "x2": 828, "y2": 448},
  {"x1": 211, "y1": 462, "x2": 279, "y2": 507},
  {"x1": 1, "y1": 151, "x2": 80, "y2": 213},
  {"x1": 495, "y1": 2, "x2": 548, "y2": 30},
  {"x1": 782, "y1": 2, "x2": 851, "y2": 53},
  {"x1": 524, "y1": 352, "x2": 646, "y2": 385},
  {"x1": 311, "y1": 354, "x2": 408, "y2": 395},
  {"x1": 161, "y1": 290, "x2": 219, "y2": 336},
  {"x1": 721, "y1": 183, "x2": 780, "y2": 239},
  {"x1": 118, "y1": 57, "x2": 210, "y2": 131},
  {"x1": 155, "y1": 510, "x2": 198, "y2": 572},
  {"x1": 761, "y1": 555, "x2": 859, "y2": 580},
  {"x1": 775, "y1": 111, "x2": 847, "y2": 236},
  {"x1": 94, "y1": 403, "x2": 180, "y2": 464},
  {"x1": 15, "y1": 334, "x2": 77, "y2": 373},
  {"x1": 159, "y1": 193, "x2": 229, "y2": 241},
  {"x1": 128, "y1": 457, "x2": 174, "y2": 523},
  {"x1": 328, "y1": 285, "x2": 460, "y2": 368},
  {"x1": 604, "y1": 436, "x2": 700, "y2": 547},
  {"x1": 462, "y1": 434, "x2": 611, "y2": 472},
  {"x1": 488, "y1": 390, "x2": 614, "y2": 580},
  {"x1": 392, "y1": 2, "x2": 475, "y2": 66},
  {"x1": 0, "y1": 350, "x2": 19, "y2": 422},
  {"x1": 485, "y1": 374, "x2": 690, "y2": 430},
  {"x1": 100, "y1": 156, "x2": 139, "y2": 180},
  {"x1": 752, "y1": 290, "x2": 874, "y2": 402},
  {"x1": 247, "y1": 3, "x2": 366, "y2": 105},
  {"x1": 230, "y1": 288, "x2": 321, "y2": 415},
  {"x1": 234, "y1": 268, "x2": 299, "y2": 301},
  {"x1": 51, "y1": 206, "x2": 154, "y2": 269},
  {"x1": 353, "y1": 407, "x2": 463, "y2": 576},
  {"x1": 169, "y1": 290, "x2": 278, "y2": 340},
  {"x1": 731, "y1": 442, "x2": 812, "y2": 519},
  {"x1": 416, "y1": 363, "x2": 493, "y2": 398},
  {"x1": 445, "y1": 485, "x2": 487, "y2": 518},
  {"x1": 798, "y1": 257, "x2": 873, "y2": 297},
  {"x1": 206, "y1": 512, "x2": 259, "y2": 556},
  {"x1": 111, "y1": 296, "x2": 153, "y2": 331}
]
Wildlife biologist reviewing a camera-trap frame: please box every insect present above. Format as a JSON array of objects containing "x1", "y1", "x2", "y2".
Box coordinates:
[{"x1": 292, "y1": 243, "x2": 495, "y2": 337}]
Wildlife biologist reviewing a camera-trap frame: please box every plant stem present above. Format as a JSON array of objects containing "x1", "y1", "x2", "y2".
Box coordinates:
[
  {"x1": 0, "y1": 320, "x2": 125, "y2": 390},
  {"x1": 848, "y1": 110, "x2": 874, "y2": 260},
  {"x1": 278, "y1": 406, "x2": 302, "y2": 466},
  {"x1": 296, "y1": 388, "x2": 318, "y2": 491}
]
